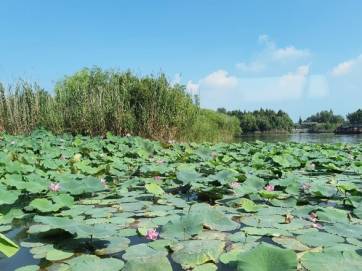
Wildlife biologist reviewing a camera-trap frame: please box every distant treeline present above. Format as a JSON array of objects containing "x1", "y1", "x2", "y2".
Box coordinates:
[
  {"x1": 217, "y1": 108, "x2": 294, "y2": 134},
  {"x1": 301, "y1": 110, "x2": 344, "y2": 132},
  {"x1": 0, "y1": 67, "x2": 240, "y2": 143}
]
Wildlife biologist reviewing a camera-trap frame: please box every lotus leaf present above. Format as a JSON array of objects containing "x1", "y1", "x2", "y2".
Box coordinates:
[
  {"x1": 237, "y1": 242, "x2": 298, "y2": 271},
  {"x1": 203, "y1": 209, "x2": 240, "y2": 231},
  {"x1": 170, "y1": 240, "x2": 225, "y2": 268},
  {"x1": 161, "y1": 214, "x2": 203, "y2": 241}
]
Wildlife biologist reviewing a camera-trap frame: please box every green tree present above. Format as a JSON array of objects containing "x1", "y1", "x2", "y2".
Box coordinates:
[{"x1": 347, "y1": 109, "x2": 362, "y2": 124}]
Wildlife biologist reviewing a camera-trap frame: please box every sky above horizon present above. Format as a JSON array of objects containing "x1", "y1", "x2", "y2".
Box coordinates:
[{"x1": 1, "y1": 1, "x2": 362, "y2": 122}]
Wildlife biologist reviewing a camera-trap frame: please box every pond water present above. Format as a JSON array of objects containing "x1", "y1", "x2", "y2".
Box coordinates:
[{"x1": 229, "y1": 133, "x2": 362, "y2": 145}]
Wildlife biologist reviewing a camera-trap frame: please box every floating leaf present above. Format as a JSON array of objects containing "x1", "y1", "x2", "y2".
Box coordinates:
[
  {"x1": 237, "y1": 242, "x2": 298, "y2": 271},
  {"x1": 0, "y1": 232, "x2": 20, "y2": 257},
  {"x1": 203, "y1": 209, "x2": 240, "y2": 231},
  {"x1": 161, "y1": 214, "x2": 203, "y2": 241},
  {"x1": 170, "y1": 240, "x2": 224, "y2": 268}
]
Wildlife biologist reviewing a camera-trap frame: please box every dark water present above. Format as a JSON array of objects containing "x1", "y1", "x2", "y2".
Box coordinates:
[{"x1": 229, "y1": 133, "x2": 362, "y2": 145}]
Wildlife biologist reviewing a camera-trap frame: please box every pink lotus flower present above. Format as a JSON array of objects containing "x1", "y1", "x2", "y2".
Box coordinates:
[
  {"x1": 154, "y1": 176, "x2": 161, "y2": 181},
  {"x1": 146, "y1": 229, "x2": 158, "y2": 240},
  {"x1": 59, "y1": 146, "x2": 63, "y2": 149},
  {"x1": 99, "y1": 153, "x2": 104, "y2": 157},
  {"x1": 305, "y1": 216, "x2": 316, "y2": 222},
  {"x1": 126, "y1": 133, "x2": 131, "y2": 136},
  {"x1": 302, "y1": 184, "x2": 312, "y2": 190},
  {"x1": 149, "y1": 157, "x2": 155, "y2": 162},
  {"x1": 230, "y1": 182, "x2": 240, "y2": 188},
  {"x1": 100, "y1": 178, "x2": 106, "y2": 184},
  {"x1": 48, "y1": 183, "x2": 61, "y2": 191},
  {"x1": 264, "y1": 185, "x2": 274, "y2": 191},
  {"x1": 211, "y1": 152, "x2": 216, "y2": 158},
  {"x1": 100, "y1": 135, "x2": 104, "y2": 139},
  {"x1": 157, "y1": 160, "x2": 164, "y2": 164},
  {"x1": 348, "y1": 155, "x2": 354, "y2": 159},
  {"x1": 10, "y1": 141, "x2": 15, "y2": 145},
  {"x1": 168, "y1": 140, "x2": 176, "y2": 143},
  {"x1": 308, "y1": 164, "x2": 315, "y2": 169},
  {"x1": 60, "y1": 155, "x2": 66, "y2": 160},
  {"x1": 313, "y1": 223, "x2": 324, "y2": 230},
  {"x1": 346, "y1": 146, "x2": 351, "y2": 150}
]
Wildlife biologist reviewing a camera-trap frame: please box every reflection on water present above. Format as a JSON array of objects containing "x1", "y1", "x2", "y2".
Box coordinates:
[{"x1": 229, "y1": 133, "x2": 362, "y2": 145}]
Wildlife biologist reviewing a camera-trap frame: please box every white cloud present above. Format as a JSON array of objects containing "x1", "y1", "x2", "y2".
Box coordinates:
[
  {"x1": 331, "y1": 54, "x2": 362, "y2": 76},
  {"x1": 235, "y1": 61, "x2": 266, "y2": 72},
  {"x1": 171, "y1": 73, "x2": 181, "y2": 86},
  {"x1": 186, "y1": 70, "x2": 239, "y2": 108},
  {"x1": 242, "y1": 65, "x2": 309, "y2": 102},
  {"x1": 236, "y1": 35, "x2": 310, "y2": 73},
  {"x1": 307, "y1": 75, "x2": 329, "y2": 99},
  {"x1": 274, "y1": 46, "x2": 310, "y2": 59},
  {"x1": 200, "y1": 70, "x2": 238, "y2": 89}
]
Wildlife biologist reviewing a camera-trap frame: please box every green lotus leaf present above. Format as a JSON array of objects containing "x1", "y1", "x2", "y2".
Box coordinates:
[
  {"x1": 193, "y1": 263, "x2": 218, "y2": 271},
  {"x1": 71, "y1": 258, "x2": 124, "y2": 271},
  {"x1": 310, "y1": 184, "x2": 334, "y2": 197},
  {"x1": 237, "y1": 242, "x2": 298, "y2": 271},
  {"x1": 242, "y1": 227, "x2": 293, "y2": 237},
  {"x1": 46, "y1": 248, "x2": 74, "y2": 261},
  {"x1": 353, "y1": 204, "x2": 362, "y2": 219},
  {"x1": 240, "y1": 215, "x2": 284, "y2": 228},
  {"x1": 227, "y1": 232, "x2": 260, "y2": 243},
  {"x1": 83, "y1": 176, "x2": 105, "y2": 193},
  {"x1": 122, "y1": 244, "x2": 167, "y2": 261},
  {"x1": 176, "y1": 169, "x2": 203, "y2": 185},
  {"x1": 301, "y1": 250, "x2": 362, "y2": 271},
  {"x1": 30, "y1": 198, "x2": 62, "y2": 213},
  {"x1": 269, "y1": 197, "x2": 297, "y2": 208},
  {"x1": 118, "y1": 229, "x2": 138, "y2": 237},
  {"x1": 0, "y1": 190, "x2": 20, "y2": 205},
  {"x1": 27, "y1": 224, "x2": 52, "y2": 234},
  {"x1": 230, "y1": 242, "x2": 259, "y2": 253},
  {"x1": 324, "y1": 244, "x2": 360, "y2": 252},
  {"x1": 220, "y1": 251, "x2": 239, "y2": 267},
  {"x1": 317, "y1": 207, "x2": 347, "y2": 222},
  {"x1": 324, "y1": 222, "x2": 362, "y2": 238},
  {"x1": 170, "y1": 240, "x2": 225, "y2": 268},
  {"x1": 145, "y1": 183, "x2": 164, "y2": 195},
  {"x1": 123, "y1": 256, "x2": 172, "y2": 271},
  {"x1": 272, "y1": 236, "x2": 310, "y2": 251},
  {"x1": 258, "y1": 190, "x2": 280, "y2": 199},
  {"x1": 161, "y1": 214, "x2": 203, "y2": 241},
  {"x1": 93, "y1": 236, "x2": 130, "y2": 255},
  {"x1": 297, "y1": 231, "x2": 345, "y2": 247},
  {"x1": 151, "y1": 215, "x2": 180, "y2": 225},
  {"x1": 0, "y1": 232, "x2": 20, "y2": 257},
  {"x1": 272, "y1": 155, "x2": 290, "y2": 168},
  {"x1": 14, "y1": 265, "x2": 40, "y2": 271},
  {"x1": 194, "y1": 147, "x2": 213, "y2": 160},
  {"x1": 203, "y1": 209, "x2": 240, "y2": 231},
  {"x1": 52, "y1": 194, "x2": 74, "y2": 208},
  {"x1": 60, "y1": 179, "x2": 85, "y2": 195},
  {"x1": 30, "y1": 244, "x2": 55, "y2": 258},
  {"x1": 147, "y1": 239, "x2": 175, "y2": 251},
  {"x1": 195, "y1": 231, "x2": 227, "y2": 241}
]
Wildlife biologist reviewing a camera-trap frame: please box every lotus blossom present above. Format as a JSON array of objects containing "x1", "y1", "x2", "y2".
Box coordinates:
[
  {"x1": 308, "y1": 163, "x2": 315, "y2": 169},
  {"x1": 312, "y1": 223, "x2": 324, "y2": 230},
  {"x1": 154, "y1": 176, "x2": 161, "y2": 181},
  {"x1": 126, "y1": 133, "x2": 131, "y2": 136},
  {"x1": 149, "y1": 157, "x2": 154, "y2": 162},
  {"x1": 305, "y1": 216, "x2": 316, "y2": 222},
  {"x1": 348, "y1": 155, "x2": 354, "y2": 159},
  {"x1": 346, "y1": 146, "x2": 351, "y2": 150},
  {"x1": 301, "y1": 184, "x2": 312, "y2": 190},
  {"x1": 60, "y1": 139, "x2": 65, "y2": 142},
  {"x1": 100, "y1": 178, "x2": 106, "y2": 184},
  {"x1": 99, "y1": 153, "x2": 104, "y2": 157},
  {"x1": 264, "y1": 185, "x2": 274, "y2": 191},
  {"x1": 48, "y1": 183, "x2": 61, "y2": 191},
  {"x1": 230, "y1": 182, "x2": 240, "y2": 188},
  {"x1": 100, "y1": 135, "x2": 104, "y2": 139},
  {"x1": 168, "y1": 140, "x2": 176, "y2": 143},
  {"x1": 59, "y1": 146, "x2": 63, "y2": 149},
  {"x1": 60, "y1": 155, "x2": 66, "y2": 160},
  {"x1": 157, "y1": 160, "x2": 164, "y2": 164},
  {"x1": 211, "y1": 152, "x2": 216, "y2": 158},
  {"x1": 10, "y1": 141, "x2": 15, "y2": 145},
  {"x1": 146, "y1": 229, "x2": 158, "y2": 240}
]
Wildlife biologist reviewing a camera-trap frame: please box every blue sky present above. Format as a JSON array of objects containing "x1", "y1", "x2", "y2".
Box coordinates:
[{"x1": 1, "y1": 1, "x2": 362, "y2": 122}]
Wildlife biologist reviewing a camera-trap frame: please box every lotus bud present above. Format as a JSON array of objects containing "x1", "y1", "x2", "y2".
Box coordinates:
[{"x1": 347, "y1": 213, "x2": 352, "y2": 222}]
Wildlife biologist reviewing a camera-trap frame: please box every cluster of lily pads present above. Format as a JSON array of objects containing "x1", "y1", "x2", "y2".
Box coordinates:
[{"x1": 1, "y1": 128, "x2": 362, "y2": 270}]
